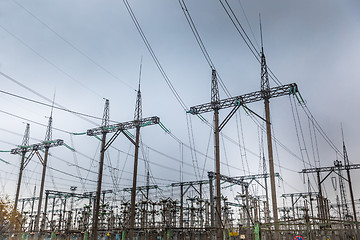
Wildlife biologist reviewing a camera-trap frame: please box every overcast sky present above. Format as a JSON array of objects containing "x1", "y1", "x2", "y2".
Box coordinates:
[{"x1": 0, "y1": 0, "x2": 359, "y2": 212}]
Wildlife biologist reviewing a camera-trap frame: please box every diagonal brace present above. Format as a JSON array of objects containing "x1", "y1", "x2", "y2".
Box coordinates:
[
  {"x1": 23, "y1": 150, "x2": 36, "y2": 170},
  {"x1": 122, "y1": 129, "x2": 136, "y2": 146},
  {"x1": 332, "y1": 170, "x2": 349, "y2": 183},
  {"x1": 242, "y1": 105, "x2": 270, "y2": 124},
  {"x1": 320, "y1": 169, "x2": 334, "y2": 184},
  {"x1": 35, "y1": 150, "x2": 44, "y2": 166},
  {"x1": 219, "y1": 103, "x2": 241, "y2": 132},
  {"x1": 104, "y1": 130, "x2": 122, "y2": 151}
]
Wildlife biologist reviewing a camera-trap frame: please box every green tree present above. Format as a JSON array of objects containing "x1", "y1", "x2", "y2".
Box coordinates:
[{"x1": 0, "y1": 195, "x2": 24, "y2": 235}]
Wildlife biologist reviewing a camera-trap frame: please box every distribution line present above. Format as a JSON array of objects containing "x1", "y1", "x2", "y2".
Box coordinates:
[
  {"x1": 0, "y1": 23, "x2": 104, "y2": 99},
  {"x1": 122, "y1": 0, "x2": 188, "y2": 111},
  {"x1": 219, "y1": 0, "x2": 342, "y2": 159},
  {"x1": 0, "y1": 87, "x2": 100, "y2": 125},
  {"x1": 11, "y1": 0, "x2": 136, "y2": 91},
  {"x1": 178, "y1": 0, "x2": 231, "y2": 97}
]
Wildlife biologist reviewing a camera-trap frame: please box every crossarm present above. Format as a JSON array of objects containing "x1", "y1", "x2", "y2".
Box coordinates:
[{"x1": 188, "y1": 83, "x2": 298, "y2": 115}]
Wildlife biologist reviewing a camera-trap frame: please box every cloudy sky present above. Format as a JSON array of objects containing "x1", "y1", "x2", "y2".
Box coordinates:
[{"x1": 0, "y1": 0, "x2": 359, "y2": 212}]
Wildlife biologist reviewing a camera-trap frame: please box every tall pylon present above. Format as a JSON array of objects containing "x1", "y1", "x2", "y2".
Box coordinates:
[
  {"x1": 14, "y1": 123, "x2": 30, "y2": 212},
  {"x1": 10, "y1": 102, "x2": 63, "y2": 236},
  {"x1": 92, "y1": 99, "x2": 109, "y2": 240},
  {"x1": 210, "y1": 69, "x2": 223, "y2": 240},
  {"x1": 129, "y1": 65, "x2": 143, "y2": 239},
  {"x1": 35, "y1": 108, "x2": 54, "y2": 233},
  {"x1": 342, "y1": 128, "x2": 358, "y2": 226},
  {"x1": 260, "y1": 32, "x2": 280, "y2": 238}
]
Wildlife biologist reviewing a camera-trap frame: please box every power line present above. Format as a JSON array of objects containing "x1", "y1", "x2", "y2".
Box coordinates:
[
  {"x1": 0, "y1": 71, "x2": 99, "y2": 125},
  {"x1": 11, "y1": 0, "x2": 136, "y2": 92},
  {"x1": 122, "y1": 0, "x2": 188, "y2": 111},
  {"x1": 0, "y1": 23, "x2": 104, "y2": 99}
]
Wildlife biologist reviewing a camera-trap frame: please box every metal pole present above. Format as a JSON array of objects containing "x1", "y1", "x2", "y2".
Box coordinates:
[
  {"x1": 264, "y1": 175, "x2": 270, "y2": 223},
  {"x1": 264, "y1": 98, "x2": 279, "y2": 239},
  {"x1": 91, "y1": 132, "x2": 106, "y2": 240},
  {"x1": 180, "y1": 184, "x2": 184, "y2": 229},
  {"x1": 346, "y1": 168, "x2": 358, "y2": 227},
  {"x1": 41, "y1": 192, "x2": 49, "y2": 231},
  {"x1": 291, "y1": 195, "x2": 296, "y2": 220},
  {"x1": 246, "y1": 187, "x2": 250, "y2": 229},
  {"x1": 34, "y1": 148, "x2": 49, "y2": 233},
  {"x1": 200, "y1": 183, "x2": 203, "y2": 228},
  {"x1": 129, "y1": 125, "x2": 141, "y2": 239},
  {"x1": 209, "y1": 176, "x2": 215, "y2": 228},
  {"x1": 14, "y1": 152, "x2": 26, "y2": 212},
  {"x1": 316, "y1": 171, "x2": 325, "y2": 221},
  {"x1": 51, "y1": 197, "x2": 55, "y2": 230},
  {"x1": 214, "y1": 108, "x2": 223, "y2": 240}
]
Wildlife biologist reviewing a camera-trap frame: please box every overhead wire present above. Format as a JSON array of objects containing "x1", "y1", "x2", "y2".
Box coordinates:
[
  {"x1": 0, "y1": 80, "x2": 99, "y2": 125},
  {"x1": 236, "y1": 0, "x2": 260, "y2": 50},
  {"x1": 177, "y1": 0, "x2": 312, "y2": 189},
  {"x1": 11, "y1": 0, "x2": 136, "y2": 91},
  {"x1": 1, "y1": 0, "x2": 336, "y2": 201},
  {"x1": 218, "y1": 0, "x2": 283, "y2": 87},
  {"x1": 178, "y1": 0, "x2": 231, "y2": 97},
  {"x1": 185, "y1": 114, "x2": 201, "y2": 180},
  {"x1": 0, "y1": 23, "x2": 104, "y2": 99},
  {"x1": 219, "y1": 0, "x2": 343, "y2": 159},
  {"x1": 122, "y1": 0, "x2": 188, "y2": 111}
]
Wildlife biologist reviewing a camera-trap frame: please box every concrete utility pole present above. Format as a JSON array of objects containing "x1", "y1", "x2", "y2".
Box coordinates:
[
  {"x1": 11, "y1": 114, "x2": 64, "y2": 235},
  {"x1": 188, "y1": 68, "x2": 299, "y2": 239},
  {"x1": 87, "y1": 96, "x2": 159, "y2": 240}
]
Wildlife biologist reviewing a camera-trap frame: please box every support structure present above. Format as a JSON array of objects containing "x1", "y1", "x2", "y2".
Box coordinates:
[
  {"x1": 87, "y1": 95, "x2": 159, "y2": 240},
  {"x1": 11, "y1": 114, "x2": 63, "y2": 234},
  {"x1": 14, "y1": 123, "x2": 30, "y2": 212},
  {"x1": 188, "y1": 67, "x2": 298, "y2": 238},
  {"x1": 301, "y1": 162, "x2": 360, "y2": 224},
  {"x1": 343, "y1": 139, "x2": 358, "y2": 226},
  {"x1": 129, "y1": 83, "x2": 142, "y2": 240}
]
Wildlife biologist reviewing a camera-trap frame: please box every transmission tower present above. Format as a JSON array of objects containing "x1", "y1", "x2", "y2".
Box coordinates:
[
  {"x1": 87, "y1": 93, "x2": 159, "y2": 240},
  {"x1": 14, "y1": 123, "x2": 30, "y2": 212}
]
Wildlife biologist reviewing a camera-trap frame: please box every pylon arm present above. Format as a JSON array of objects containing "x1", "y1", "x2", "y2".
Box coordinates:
[
  {"x1": 208, "y1": 171, "x2": 248, "y2": 187},
  {"x1": 45, "y1": 190, "x2": 87, "y2": 199},
  {"x1": 281, "y1": 192, "x2": 319, "y2": 198},
  {"x1": 11, "y1": 139, "x2": 64, "y2": 155},
  {"x1": 301, "y1": 163, "x2": 360, "y2": 173},
  {"x1": 83, "y1": 190, "x2": 113, "y2": 199},
  {"x1": 171, "y1": 180, "x2": 209, "y2": 187},
  {"x1": 188, "y1": 83, "x2": 298, "y2": 115},
  {"x1": 122, "y1": 185, "x2": 158, "y2": 192},
  {"x1": 234, "y1": 172, "x2": 280, "y2": 181},
  {"x1": 87, "y1": 116, "x2": 160, "y2": 136}
]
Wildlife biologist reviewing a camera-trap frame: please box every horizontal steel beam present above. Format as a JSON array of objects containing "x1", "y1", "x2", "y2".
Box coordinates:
[
  {"x1": 234, "y1": 173, "x2": 280, "y2": 181},
  {"x1": 123, "y1": 185, "x2": 159, "y2": 192},
  {"x1": 171, "y1": 180, "x2": 209, "y2": 187},
  {"x1": 188, "y1": 83, "x2": 298, "y2": 115},
  {"x1": 281, "y1": 192, "x2": 319, "y2": 198},
  {"x1": 301, "y1": 164, "x2": 360, "y2": 173},
  {"x1": 11, "y1": 139, "x2": 64, "y2": 154},
  {"x1": 208, "y1": 171, "x2": 248, "y2": 187},
  {"x1": 87, "y1": 116, "x2": 160, "y2": 136}
]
